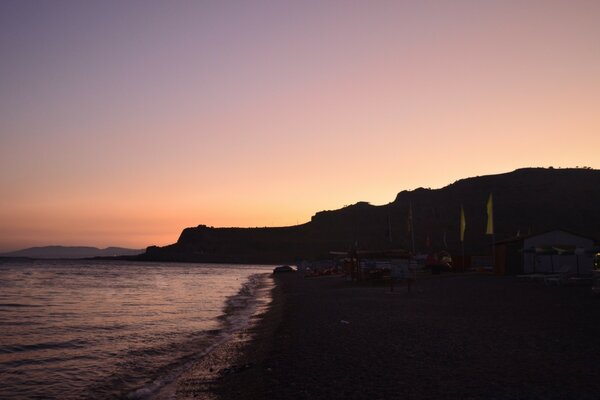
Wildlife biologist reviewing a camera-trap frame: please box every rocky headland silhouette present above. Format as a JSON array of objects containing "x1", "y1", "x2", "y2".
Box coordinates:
[{"x1": 137, "y1": 168, "x2": 600, "y2": 263}]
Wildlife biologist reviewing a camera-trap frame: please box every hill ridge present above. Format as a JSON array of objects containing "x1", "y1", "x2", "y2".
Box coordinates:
[
  {"x1": 139, "y1": 167, "x2": 600, "y2": 263},
  {"x1": 1, "y1": 246, "x2": 144, "y2": 259}
]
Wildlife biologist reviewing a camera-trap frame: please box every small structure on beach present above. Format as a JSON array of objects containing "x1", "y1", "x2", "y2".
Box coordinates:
[
  {"x1": 331, "y1": 249, "x2": 412, "y2": 282},
  {"x1": 494, "y1": 229, "x2": 596, "y2": 275}
]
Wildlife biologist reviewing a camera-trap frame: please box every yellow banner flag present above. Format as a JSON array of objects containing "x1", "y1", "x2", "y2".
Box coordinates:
[
  {"x1": 486, "y1": 193, "x2": 494, "y2": 235},
  {"x1": 460, "y1": 205, "x2": 466, "y2": 242}
]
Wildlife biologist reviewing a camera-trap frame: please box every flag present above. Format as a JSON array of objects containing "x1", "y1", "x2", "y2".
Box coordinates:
[
  {"x1": 460, "y1": 205, "x2": 466, "y2": 242},
  {"x1": 486, "y1": 193, "x2": 494, "y2": 235}
]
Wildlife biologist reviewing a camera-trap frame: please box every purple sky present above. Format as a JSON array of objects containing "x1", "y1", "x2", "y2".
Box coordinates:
[{"x1": 1, "y1": 1, "x2": 599, "y2": 251}]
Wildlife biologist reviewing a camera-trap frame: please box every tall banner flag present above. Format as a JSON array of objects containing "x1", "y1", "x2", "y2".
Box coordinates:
[
  {"x1": 486, "y1": 193, "x2": 494, "y2": 235},
  {"x1": 460, "y1": 205, "x2": 466, "y2": 242}
]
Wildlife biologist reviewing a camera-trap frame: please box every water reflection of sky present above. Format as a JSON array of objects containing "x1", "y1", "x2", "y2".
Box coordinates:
[{"x1": 0, "y1": 260, "x2": 273, "y2": 399}]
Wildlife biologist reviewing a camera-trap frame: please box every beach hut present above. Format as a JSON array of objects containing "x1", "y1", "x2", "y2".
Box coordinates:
[
  {"x1": 493, "y1": 229, "x2": 596, "y2": 275},
  {"x1": 493, "y1": 237, "x2": 524, "y2": 275}
]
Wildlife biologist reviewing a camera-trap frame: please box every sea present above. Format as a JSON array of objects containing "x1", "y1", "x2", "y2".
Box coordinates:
[{"x1": 0, "y1": 259, "x2": 275, "y2": 400}]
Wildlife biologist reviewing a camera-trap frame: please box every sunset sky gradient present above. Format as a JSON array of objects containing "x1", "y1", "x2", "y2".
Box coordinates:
[{"x1": 1, "y1": 1, "x2": 599, "y2": 251}]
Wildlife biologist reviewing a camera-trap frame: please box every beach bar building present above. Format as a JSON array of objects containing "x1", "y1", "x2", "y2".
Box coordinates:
[{"x1": 494, "y1": 229, "x2": 595, "y2": 275}]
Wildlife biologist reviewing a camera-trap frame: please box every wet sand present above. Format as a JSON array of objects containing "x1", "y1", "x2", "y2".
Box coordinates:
[{"x1": 175, "y1": 273, "x2": 600, "y2": 399}]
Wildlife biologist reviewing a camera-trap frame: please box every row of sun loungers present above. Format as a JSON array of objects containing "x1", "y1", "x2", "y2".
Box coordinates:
[{"x1": 517, "y1": 272, "x2": 592, "y2": 286}]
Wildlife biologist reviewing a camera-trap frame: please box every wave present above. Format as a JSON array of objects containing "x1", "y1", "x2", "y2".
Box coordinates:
[
  {"x1": 0, "y1": 261, "x2": 275, "y2": 400},
  {"x1": 0, "y1": 303, "x2": 44, "y2": 308},
  {"x1": 126, "y1": 272, "x2": 273, "y2": 400},
  {"x1": 0, "y1": 338, "x2": 90, "y2": 355}
]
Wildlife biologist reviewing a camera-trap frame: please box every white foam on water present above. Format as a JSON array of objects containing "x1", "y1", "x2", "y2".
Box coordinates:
[{"x1": 132, "y1": 272, "x2": 274, "y2": 400}]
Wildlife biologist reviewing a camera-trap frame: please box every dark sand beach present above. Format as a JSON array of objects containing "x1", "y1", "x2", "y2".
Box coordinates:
[{"x1": 175, "y1": 273, "x2": 600, "y2": 399}]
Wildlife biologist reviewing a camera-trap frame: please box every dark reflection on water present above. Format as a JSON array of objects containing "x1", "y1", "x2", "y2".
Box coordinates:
[{"x1": 0, "y1": 259, "x2": 272, "y2": 399}]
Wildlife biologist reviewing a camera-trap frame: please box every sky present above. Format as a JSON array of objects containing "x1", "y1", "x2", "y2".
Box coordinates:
[{"x1": 1, "y1": 0, "x2": 599, "y2": 252}]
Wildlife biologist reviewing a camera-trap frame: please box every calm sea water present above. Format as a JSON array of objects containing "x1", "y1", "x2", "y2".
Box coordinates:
[{"x1": 0, "y1": 259, "x2": 274, "y2": 400}]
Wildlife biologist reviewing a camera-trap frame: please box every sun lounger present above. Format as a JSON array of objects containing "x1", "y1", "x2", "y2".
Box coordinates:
[
  {"x1": 544, "y1": 272, "x2": 577, "y2": 286},
  {"x1": 517, "y1": 273, "x2": 546, "y2": 281},
  {"x1": 543, "y1": 275, "x2": 562, "y2": 286}
]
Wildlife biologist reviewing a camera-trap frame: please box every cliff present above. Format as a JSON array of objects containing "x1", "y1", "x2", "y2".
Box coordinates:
[{"x1": 138, "y1": 167, "x2": 600, "y2": 263}]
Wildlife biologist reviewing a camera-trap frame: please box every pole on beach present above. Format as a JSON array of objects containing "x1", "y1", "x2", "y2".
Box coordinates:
[
  {"x1": 486, "y1": 194, "x2": 495, "y2": 272},
  {"x1": 388, "y1": 212, "x2": 393, "y2": 243},
  {"x1": 491, "y1": 233, "x2": 495, "y2": 272},
  {"x1": 460, "y1": 205, "x2": 466, "y2": 271},
  {"x1": 407, "y1": 202, "x2": 415, "y2": 255},
  {"x1": 462, "y1": 241, "x2": 465, "y2": 271}
]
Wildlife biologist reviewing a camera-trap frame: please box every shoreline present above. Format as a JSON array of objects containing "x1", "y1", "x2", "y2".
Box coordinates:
[
  {"x1": 167, "y1": 273, "x2": 281, "y2": 400},
  {"x1": 175, "y1": 272, "x2": 600, "y2": 399}
]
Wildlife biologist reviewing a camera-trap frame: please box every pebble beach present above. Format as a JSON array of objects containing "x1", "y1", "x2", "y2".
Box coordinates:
[{"x1": 174, "y1": 272, "x2": 600, "y2": 399}]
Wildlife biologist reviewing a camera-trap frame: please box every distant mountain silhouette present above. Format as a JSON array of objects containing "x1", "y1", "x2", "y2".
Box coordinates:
[
  {"x1": 0, "y1": 246, "x2": 144, "y2": 259},
  {"x1": 138, "y1": 168, "x2": 600, "y2": 263}
]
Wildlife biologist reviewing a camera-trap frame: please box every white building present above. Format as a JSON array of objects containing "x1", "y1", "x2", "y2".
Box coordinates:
[
  {"x1": 494, "y1": 229, "x2": 596, "y2": 275},
  {"x1": 523, "y1": 230, "x2": 595, "y2": 274}
]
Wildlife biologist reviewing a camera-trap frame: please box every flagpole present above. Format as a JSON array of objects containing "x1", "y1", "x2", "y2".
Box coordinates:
[
  {"x1": 491, "y1": 233, "x2": 495, "y2": 272},
  {"x1": 486, "y1": 193, "x2": 495, "y2": 272},
  {"x1": 388, "y1": 209, "x2": 392, "y2": 243},
  {"x1": 411, "y1": 219, "x2": 415, "y2": 255},
  {"x1": 408, "y1": 202, "x2": 415, "y2": 254},
  {"x1": 462, "y1": 240, "x2": 465, "y2": 271},
  {"x1": 460, "y1": 205, "x2": 466, "y2": 271}
]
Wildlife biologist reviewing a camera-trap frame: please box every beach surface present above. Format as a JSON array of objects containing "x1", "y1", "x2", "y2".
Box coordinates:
[{"x1": 174, "y1": 272, "x2": 600, "y2": 399}]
